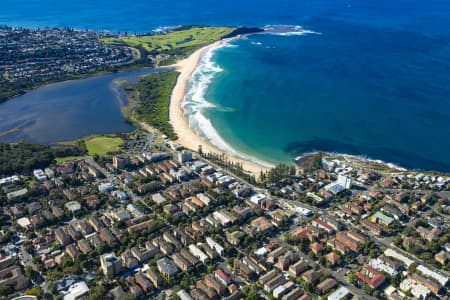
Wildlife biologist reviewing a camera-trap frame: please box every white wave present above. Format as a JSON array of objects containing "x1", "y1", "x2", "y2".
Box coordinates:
[
  {"x1": 189, "y1": 110, "x2": 275, "y2": 168},
  {"x1": 152, "y1": 25, "x2": 181, "y2": 34},
  {"x1": 262, "y1": 24, "x2": 322, "y2": 36},
  {"x1": 182, "y1": 42, "x2": 275, "y2": 168},
  {"x1": 251, "y1": 41, "x2": 263, "y2": 45},
  {"x1": 275, "y1": 29, "x2": 322, "y2": 36},
  {"x1": 221, "y1": 43, "x2": 238, "y2": 48},
  {"x1": 295, "y1": 151, "x2": 407, "y2": 171}
]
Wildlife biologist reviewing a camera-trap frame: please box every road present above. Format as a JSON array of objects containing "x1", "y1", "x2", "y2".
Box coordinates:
[{"x1": 19, "y1": 245, "x2": 39, "y2": 272}]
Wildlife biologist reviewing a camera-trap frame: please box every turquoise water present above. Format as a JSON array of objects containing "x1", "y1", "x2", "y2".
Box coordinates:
[
  {"x1": 2, "y1": 0, "x2": 450, "y2": 171},
  {"x1": 184, "y1": 23, "x2": 450, "y2": 171}
]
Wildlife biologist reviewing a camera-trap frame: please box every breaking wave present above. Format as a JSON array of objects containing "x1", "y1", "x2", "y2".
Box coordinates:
[
  {"x1": 263, "y1": 24, "x2": 322, "y2": 36},
  {"x1": 182, "y1": 42, "x2": 274, "y2": 168},
  {"x1": 182, "y1": 25, "x2": 322, "y2": 169}
]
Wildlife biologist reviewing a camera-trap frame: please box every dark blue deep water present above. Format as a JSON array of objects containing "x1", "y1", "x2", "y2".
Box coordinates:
[{"x1": 1, "y1": 0, "x2": 450, "y2": 171}]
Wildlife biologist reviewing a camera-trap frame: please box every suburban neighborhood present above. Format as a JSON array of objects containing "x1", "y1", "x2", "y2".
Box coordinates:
[{"x1": 0, "y1": 129, "x2": 449, "y2": 300}]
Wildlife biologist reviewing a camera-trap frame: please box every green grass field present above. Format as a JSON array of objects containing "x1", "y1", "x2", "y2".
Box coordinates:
[
  {"x1": 102, "y1": 27, "x2": 235, "y2": 53},
  {"x1": 84, "y1": 136, "x2": 124, "y2": 156}
]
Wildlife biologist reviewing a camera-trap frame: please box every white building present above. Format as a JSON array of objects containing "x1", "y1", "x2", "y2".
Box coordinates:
[
  {"x1": 212, "y1": 211, "x2": 232, "y2": 227},
  {"x1": 0, "y1": 175, "x2": 19, "y2": 185},
  {"x1": 188, "y1": 244, "x2": 208, "y2": 263},
  {"x1": 196, "y1": 193, "x2": 213, "y2": 206},
  {"x1": 399, "y1": 278, "x2": 430, "y2": 299},
  {"x1": 177, "y1": 289, "x2": 193, "y2": 300},
  {"x1": 369, "y1": 258, "x2": 398, "y2": 276},
  {"x1": 417, "y1": 265, "x2": 448, "y2": 286},
  {"x1": 62, "y1": 281, "x2": 89, "y2": 300},
  {"x1": 384, "y1": 248, "x2": 414, "y2": 267},
  {"x1": 337, "y1": 174, "x2": 352, "y2": 189},
  {"x1": 98, "y1": 182, "x2": 114, "y2": 193},
  {"x1": 324, "y1": 174, "x2": 352, "y2": 195},
  {"x1": 250, "y1": 193, "x2": 266, "y2": 205},
  {"x1": 44, "y1": 168, "x2": 55, "y2": 179},
  {"x1": 65, "y1": 201, "x2": 81, "y2": 214},
  {"x1": 33, "y1": 169, "x2": 47, "y2": 182},
  {"x1": 152, "y1": 193, "x2": 167, "y2": 205},
  {"x1": 327, "y1": 286, "x2": 350, "y2": 300},
  {"x1": 206, "y1": 237, "x2": 224, "y2": 256},
  {"x1": 178, "y1": 150, "x2": 193, "y2": 163}
]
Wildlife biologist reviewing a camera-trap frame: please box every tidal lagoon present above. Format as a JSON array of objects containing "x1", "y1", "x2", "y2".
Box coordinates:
[{"x1": 0, "y1": 68, "x2": 170, "y2": 144}]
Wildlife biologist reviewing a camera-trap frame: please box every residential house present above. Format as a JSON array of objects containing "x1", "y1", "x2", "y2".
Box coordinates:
[{"x1": 355, "y1": 265, "x2": 386, "y2": 289}]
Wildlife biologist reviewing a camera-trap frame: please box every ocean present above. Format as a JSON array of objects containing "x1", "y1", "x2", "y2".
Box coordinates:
[{"x1": 2, "y1": 0, "x2": 450, "y2": 171}]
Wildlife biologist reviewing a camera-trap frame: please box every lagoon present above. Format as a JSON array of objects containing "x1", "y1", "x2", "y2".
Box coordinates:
[{"x1": 0, "y1": 68, "x2": 169, "y2": 144}]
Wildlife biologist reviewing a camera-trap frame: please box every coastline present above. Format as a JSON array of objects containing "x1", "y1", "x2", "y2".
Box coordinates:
[{"x1": 169, "y1": 38, "x2": 271, "y2": 176}]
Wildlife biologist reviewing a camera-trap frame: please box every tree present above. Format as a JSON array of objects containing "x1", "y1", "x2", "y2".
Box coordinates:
[
  {"x1": 369, "y1": 248, "x2": 379, "y2": 258},
  {"x1": 0, "y1": 285, "x2": 13, "y2": 296},
  {"x1": 393, "y1": 236, "x2": 402, "y2": 247},
  {"x1": 87, "y1": 283, "x2": 108, "y2": 300},
  {"x1": 362, "y1": 284, "x2": 372, "y2": 295},
  {"x1": 25, "y1": 286, "x2": 42, "y2": 296},
  {"x1": 347, "y1": 273, "x2": 358, "y2": 284},
  {"x1": 408, "y1": 263, "x2": 418, "y2": 273},
  {"x1": 244, "y1": 289, "x2": 258, "y2": 300}
]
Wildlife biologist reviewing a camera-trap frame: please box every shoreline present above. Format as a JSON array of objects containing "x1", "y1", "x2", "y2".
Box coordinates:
[{"x1": 169, "y1": 38, "x2": 271, "y2": 176}]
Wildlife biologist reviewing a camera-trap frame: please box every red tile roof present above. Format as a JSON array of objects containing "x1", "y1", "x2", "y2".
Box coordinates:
[{"x1": 355, "y1": 265, "x2": 386, "y2": 289}]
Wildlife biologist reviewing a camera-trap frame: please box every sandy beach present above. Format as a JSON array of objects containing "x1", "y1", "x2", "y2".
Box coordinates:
[{"x1": 169, "y1": 39, "x2": 270, "y2": 177}]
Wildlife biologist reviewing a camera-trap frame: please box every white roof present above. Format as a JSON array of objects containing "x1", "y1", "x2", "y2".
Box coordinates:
[
  {"x1": 0, "y1": 175, "x2": 19, "y2": 185},
  {"x1": 7, "y1": 188, "x2": 28, "y2": 198},
  {"x1": 206, "y1": 237, "x2": 224, "y2": 253},
  {"x1": 212, "y1": 211, "x2": 232, "y2": 226},
  {"x1": 327, "y1": 286, "x2": 350, "y2": 300},
  {"x1": 369, "y1": 258, "x2": 398, "y2": 276},
  {"x1": 152, "y1": 193, "x2": 166, "y2": 204},
  {"x1": 65, "y1": 201, "x2": 81, "y2": 212},
  {"x1": 250, "y1": 193, "x2": 266, "y2": 204},
  {"x1": 188, "y1": 244, "x2": 208, "y2": 262},
  {"x1": 255, "y1": 247, "x2": 268, "y2": 256},
  {"x1": 17, "y1": 217, "x2": 31, "y2": 228},
  {"x1": 177, "y1": 290, "x2": 193, "y2": 300},
  {"x1": 400, "y1": 278, "x2": 430, "y2": 299},
  {"x1": 417, "y1": 265, "x2": 448, "y2": 286},
  {"x1": 63, "y1": 281, "x2": 89, "y2": 300},
  {"x1": 384, "y1": 248, "x2": 414, "y2": 267}
]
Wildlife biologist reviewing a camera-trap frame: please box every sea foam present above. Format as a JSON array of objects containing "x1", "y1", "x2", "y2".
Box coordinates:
[
  {"x1": 263, "y1": 24, "x2": 322, "y2": 36},
  {"x1": 182, "y1": 42, "x2": 274, "y2": 168},
  {"x1": 182, "y1": 26, "x2": 323, "y2": 169}
]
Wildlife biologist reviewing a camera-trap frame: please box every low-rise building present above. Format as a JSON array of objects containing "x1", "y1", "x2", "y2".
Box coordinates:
[
  {"x1": 100, "y1": 252, "x2": 122, "y2": 278},
  {"x1": 355, "y1": 265, "x2": 386, "y2": 289},
  {"x1": 157, "y1": 257, "x2": 178, "y2": 279},
  {"x1": 317, "y1": 278, "x2": 337, "y2": 295}
]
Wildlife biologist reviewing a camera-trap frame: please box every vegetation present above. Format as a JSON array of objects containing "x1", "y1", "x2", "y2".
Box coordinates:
[
  {"x1": 84, "y1": 136, "x2": 124, "y2": 156},
  {"x1": 200, "y1": 151, "x2": 258, "y2": 184},
  {"x1": 0, "y1": 142, "x2": 55, "y2": 176},
  {"x1": 127, "y1": 71, "x2": 179, "y2": 139},
  {"x1": 102, "y1": 26, "x2": 235, "y2": 53},
  {"x1": 297, "y1": 152, "x2": 323, "y2": 173},
  {"x1": 103, "y1": 26, "x2": 239, "y2": 66},
  {"x1": 260, "y1": 163, "x2": 296, "y2": 184}
]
